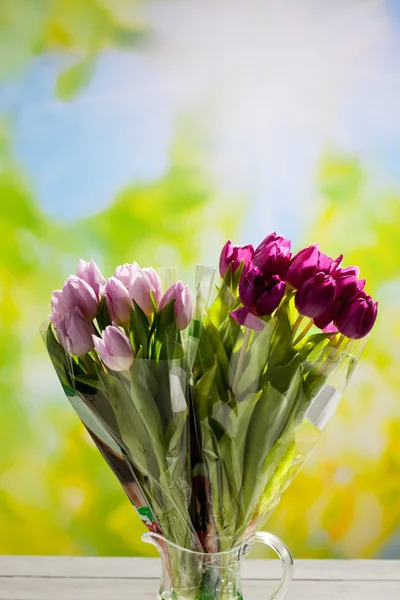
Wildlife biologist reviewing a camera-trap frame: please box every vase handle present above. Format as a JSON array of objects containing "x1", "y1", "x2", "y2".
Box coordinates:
[{"x1": 252, "y1": 532, "x2": 294, "y2": 600}]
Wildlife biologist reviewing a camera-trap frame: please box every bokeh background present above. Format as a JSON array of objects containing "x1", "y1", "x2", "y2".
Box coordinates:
[{"x1": 1, "y1": 0, "x2": 400, "y2": 558}]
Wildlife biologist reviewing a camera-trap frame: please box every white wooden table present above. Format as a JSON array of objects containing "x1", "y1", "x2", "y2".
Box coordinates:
[{"x1": 0, "y1": 557, "x2": 398, "y2": 599}]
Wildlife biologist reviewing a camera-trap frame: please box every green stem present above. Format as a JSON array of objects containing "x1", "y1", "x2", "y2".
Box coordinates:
[
  {"x1": 232, "y1": 327, "x2": 251, "y2": 394},
  {"x1": 291, "y1": 315, "x2": 304, "y2": 343},
  {"x1": 293, "y1": 318, "x2": 313, "y2": 346}
]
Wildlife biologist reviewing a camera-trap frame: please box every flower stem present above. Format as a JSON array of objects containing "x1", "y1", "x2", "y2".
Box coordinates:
[
  {"x1": 291, "y1": 315, "x2": 304, "y2": 343},
  {"x1": 293, "y1": 318, "x2": 313, "y2": 346},
  {"x1": 232, "y1": 327, "x2": 251, "y2": 394}
]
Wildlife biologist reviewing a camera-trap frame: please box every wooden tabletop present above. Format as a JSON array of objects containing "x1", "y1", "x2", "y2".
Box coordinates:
[{"x1": 0, "y1": 556, "x2": 399, "y2": 599}]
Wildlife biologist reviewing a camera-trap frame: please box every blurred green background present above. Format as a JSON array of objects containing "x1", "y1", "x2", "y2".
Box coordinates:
[{"x1": 1, "y1": 0, "x2": 400, "y2": 558}]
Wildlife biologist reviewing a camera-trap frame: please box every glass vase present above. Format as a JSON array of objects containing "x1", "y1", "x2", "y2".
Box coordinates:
[{"x1": 142, "y1": 531, "x2": 293, "y2": 600}]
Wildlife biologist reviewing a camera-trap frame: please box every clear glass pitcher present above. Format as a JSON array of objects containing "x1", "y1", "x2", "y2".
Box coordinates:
[{"x1": 142, "y1": 531, "x2": 293, "y2": 600}]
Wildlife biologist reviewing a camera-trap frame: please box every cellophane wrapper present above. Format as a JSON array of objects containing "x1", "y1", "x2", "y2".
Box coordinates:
[{"x1": 42, "y1": 265, "x2": 366, "y2": 590}]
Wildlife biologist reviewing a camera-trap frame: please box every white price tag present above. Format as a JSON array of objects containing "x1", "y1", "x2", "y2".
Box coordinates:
[{"x1": 306, "y1": 385, "x2": 342, "y2": 430}]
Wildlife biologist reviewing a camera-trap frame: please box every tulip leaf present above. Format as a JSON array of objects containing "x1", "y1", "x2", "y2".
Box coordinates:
[
  {"x1": 45, "y1": 323, "x2": 75, "y2": 396},
  {"x1": 154, "y1": 300, "x2": 181, "y2": 360},
  {"x1": 240, "y1": 383, "x2": 293, "y2": 528},
  {"x1": 96, "y1": 296, "x2": 111, "y2": 332},
  {"x1": 130, "y1": 303, "x2": 150, "y2": 357}
]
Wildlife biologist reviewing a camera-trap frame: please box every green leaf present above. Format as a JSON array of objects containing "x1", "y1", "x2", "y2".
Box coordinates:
[
  {"x1": 130, "y1": 303, "x2": 150, "y2": 356},
  {"x1": 45, "y1": 324, "x2": 74, "y2": 396},
  {"x1": 55, "y1": 57, "x2": 96, "y2": 101},
  {"x1": 240, "y1": 383, "x2": 293, "y2": 528},
  {"x1": 235, "y1": 321, "x2": 274, "y2": 398},
  {"x1": 154, "y1": 300, "x2": 181, "y2": 360},
  {"x1": 96, "y1": 295, "x2": 111, "y2": 331}
]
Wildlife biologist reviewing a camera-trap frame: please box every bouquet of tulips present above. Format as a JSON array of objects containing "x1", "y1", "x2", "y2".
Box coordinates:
[{"x1": 43, "y1": 232, "x2": 377, "y2": 578}]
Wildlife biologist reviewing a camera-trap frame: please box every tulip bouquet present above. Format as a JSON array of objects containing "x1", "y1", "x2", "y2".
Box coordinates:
[{"x1": 43, "y1": 233, "x2": 377, "y2": 597}]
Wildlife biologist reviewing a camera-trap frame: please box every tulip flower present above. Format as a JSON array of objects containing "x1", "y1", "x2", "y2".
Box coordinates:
[
  {"x1": 285, "y1": 244, "x2": 343, "y2": 289},
  {"x1": 62, "y1": 275, "x2": 99, "y2": 321},
  {"x1": 232, "y1": 265, "x2": 286, "y2": 328},
  {"x1": 159, "y1": 281, "x2": 192, "y2": 330},
  {"x1": 335, "y1": 294, "x2": 378, "y2": 339},
  {"x1": 295, "y1": 272, "x2": 336, "y2": 319},
  {"x1": 219, "y1": 240, "x2": 254, "y2": 279},
  {"x1": 313, "y1": 270, "x2": 366, "y2": 330},
  {"x1": 93, "y1": 325, "x2": 134, "y2": 371},
  {"x1": 129, "y1": 265, "x2": 163, "y2": 315},
  {"x1": 114, "y1": 263, "x2": 135, "y2": 287},
  {"x1": 253, "y1": 232, "x2": 291, "y2": 278},
  {"x1": 55, "y1": 307, "x2": 95, "y2": 356},
  {"x1": 77, "y1": 259, "x2": 106, "y2": 300},
  {"x1": 51, "y1": 289, "x2": 68, "y2": 327},
  {"x1": 105, "y1": 277, "x2": 132, "y2": 327},
  {"x1": 333, "y1": 267, "x2": 364, "y2": 300}
]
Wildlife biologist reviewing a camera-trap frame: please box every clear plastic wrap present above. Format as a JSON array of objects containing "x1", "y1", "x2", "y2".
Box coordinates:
[{"x1": 42, "y1": 264, "x2": 366, "y2": 559}]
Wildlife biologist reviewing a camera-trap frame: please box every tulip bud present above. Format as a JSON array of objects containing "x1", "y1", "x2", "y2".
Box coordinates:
[
  {"x1": 219, "y1": 240, "x2": 254, "y2": 279},
  {"x1": 313, "y1": 269, "x2": 365, "y2": 330},
  {"x1": 105, "y1": 277, "x2": 132, "y2": 327},
  {"x1": 295, "y1": 272, "x2": 336, "y2": 319},
  {"x1": 333, "y1": 267, "x2": 363, "y2": 300},
  {"x1": 51, "y1": 289, "x2": 68, "y2": 328},
  {"x1": 56, "y1": 307, "x2": 95, "y2": 356},
  {"x1": 335, "y1": 294, "x2": 378, "y2": 339},
  {"x1": 286, "y1": 244, "x2": 343, "y2": 289},
  {"x1": 114, "y1": 263, "x2": 135, "y2": 287},
  {"x1": 62, "y1": 275, "x2": 99, "y2": 321},
  {"x1": 93, "y1": 325, "x2": 134, "y2": 371},
  {"x1": 159, "y1": 281, "x2": 192, "y2": 330},
  {"x1": 129, "y1": 265, "x2": 163, "y2": 315},
  {"x1": 76, "y1": 259, "x2": 106, "y2": 300},
  {"x1": 234, "y1": 265, "x2": 286, "y2": 328},
  {"x1": 253, "y1": 232, "x2": 291, "y2": 278}
]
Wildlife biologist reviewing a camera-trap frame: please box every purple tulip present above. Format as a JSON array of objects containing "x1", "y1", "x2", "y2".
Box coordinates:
[
  {"x1": 335, "y1": 294, "x2": 378, "y2": 339},
  {"x1": 333, "y1": 267, "x2": 364, "y2": 300},
  {"x1": 159, "y1": 281, "x2": 192, "y2": 330},
  {"x1": 105, "y1": 277, "x2": 132, "y2": 327},
  {"x1": 232, "y1": 265, "x2": 286, "y2": 328},
  {"x1": 55, "y1": 307, "x2": 95, "y2": 356},
  {"x1": 62, "y1": 275, "x2": 99, "y2": 321},
  {"x1": 114, "y1": 263, "x2": 135, "y2": 287},
  {"x1": 253, "y1": 232, "x2": 291, "y2": 278},
  {"x1": 295, "y1": 272, "x2": 336, "y2": 319},
  {"x1": 93, "y1": 325, "x2": 134, "y2": 371},
  {"x1": 313, "y1": 270, "x2": 365, "y2": 330},
  {"x1": 231, "y1": 307, "x2": 265, "y2": 330},
  {"x1": 129, "y1": 265, "x2": 163, "y2": 315},
  {"x1": 76, "y1": 259, "x2": 106, "y2": 300},
  {"x1": 285, "y1": 244, "x2": 343, "y2": 289},
  {"x1": 219, "y1": 240, "x2": 254, "y2": 279}
]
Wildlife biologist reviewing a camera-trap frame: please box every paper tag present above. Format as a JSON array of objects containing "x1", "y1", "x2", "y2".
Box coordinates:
[
  {"x1": 306, "y1": 385, "x2": 342, "y2": 430},
  {"x1": 169, "y1": 366, "x2": 187, "y2": 413}
]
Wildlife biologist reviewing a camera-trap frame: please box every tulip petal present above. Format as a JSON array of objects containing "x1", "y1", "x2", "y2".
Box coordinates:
[{"x1": 231, "y1": 307, "x2": 264, "y2": 330}]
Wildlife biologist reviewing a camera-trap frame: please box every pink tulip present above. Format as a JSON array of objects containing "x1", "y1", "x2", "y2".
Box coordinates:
[
  {"x1": 62, "y1": 275, "x2": 98, "y2": 320},
  {"x1": 93, "y1": 325, "x2": 134, "y2": 371},
  {"x1": 105, "y1": 277, "x2": 132, "y2": 327},
  {"x1": 76, "y1": 259, "x2": 106, "y2": 300},
  {"x1": 159, "y1": 281, "x2": 192, "y2": 330},
  {"x1": 114, "y1": 263, "x2": 135, "y2": 287},
  {"x1": 55, "y1": 307, "x2": 95, "y2": 356},
  {"x1": 129, "y1": 265, "x2": 163, "y2": 315},
  {"x1": 51, "y1": 289, "x2": 68, "y2": 328}
]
